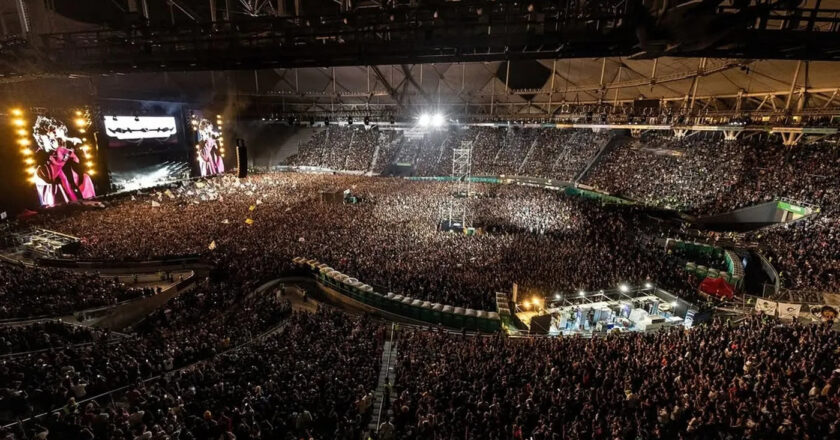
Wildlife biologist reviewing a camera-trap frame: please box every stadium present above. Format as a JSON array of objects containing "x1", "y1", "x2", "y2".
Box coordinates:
[{"x1": 0, "y1": 1, "x2": 839, "y2": 439}]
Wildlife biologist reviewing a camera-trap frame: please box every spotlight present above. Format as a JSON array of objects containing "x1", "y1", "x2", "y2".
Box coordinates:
[
  {"x1": 11, "y1": 108, "x2": 22, "y2": 116},
  {"x1": 578, "y1": 290, "x2": 585, "y2": 297},
  {"x1": 619, "y1": 284, "x2": 629, "y2": 293},
  {"x1": 12, "y1": 118, "x2": 25, "y2": 127},
  {"x1": 418, "y1": 114, "x2": 431, "y2": 127},
  {"x1": 75, "y1": 118, "x2": 86, "y2": 127},
  {"x1": 554, "y1": 294, "x2": 561, "y2": 301},
  {"x1": 644, "y1": 282, "x2": 653, "y2": 289},
  {"x1": 431, "y1": 113, "x2": 444, "y2": 127}
]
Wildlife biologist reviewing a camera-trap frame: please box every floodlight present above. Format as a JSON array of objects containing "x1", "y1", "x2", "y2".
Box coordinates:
[{"x1": 418, "y1": 114, "x2": 431, "y2": 127}]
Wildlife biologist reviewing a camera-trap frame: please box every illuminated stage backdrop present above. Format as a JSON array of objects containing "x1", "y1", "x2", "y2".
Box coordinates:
[{"x1": 9, "y1": 107, "x2": 98, "y2": 208}]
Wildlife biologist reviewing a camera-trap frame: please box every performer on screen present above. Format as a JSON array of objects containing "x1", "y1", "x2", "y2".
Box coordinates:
[
  {"x1": 32, "y1": 116, "x2": 96, "y2": 206},
  {"x1": 197, "y1": 119, "x2": 225, "y2": 176}
]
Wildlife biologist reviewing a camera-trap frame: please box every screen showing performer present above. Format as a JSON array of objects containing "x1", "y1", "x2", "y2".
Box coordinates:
[
  {"x1": 196, "y1": 118, "x2": 225, "y2": 177},
  {"x1": 30, "y1": 116, "x2": 97, "y2": 207}
]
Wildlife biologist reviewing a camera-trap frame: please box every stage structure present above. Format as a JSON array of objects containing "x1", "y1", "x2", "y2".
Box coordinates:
[{"x1": 440, "y1": 141, "x2": 473, "y2": 233}]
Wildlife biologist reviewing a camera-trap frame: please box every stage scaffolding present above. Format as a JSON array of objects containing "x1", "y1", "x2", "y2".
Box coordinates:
[{"x1": 446, "y1": 141, "x2": 473, "y2": 229}]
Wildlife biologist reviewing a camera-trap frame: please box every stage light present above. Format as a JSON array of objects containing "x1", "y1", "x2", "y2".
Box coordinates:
[
  {"x1": 554, "y1": 294, "x2": 561, "y2": 300},
  {"x1": 24, "y1": 158, "x2": 34, "y2": 165},
  {"x1": 80, "y1": 145, "x2": 89, "y2": 151},
  {"x1": 418, "y1": 114, "x2": 431, "y2": 127},
  {"x1": 26, "y1": 167, "x2": 36, "y2": 174},
  {"x1": 75, "y1": 118, "x2": 86, "y2": 127},
  {"x1": 431, "y1": 113, "x2": 444, "y2": 127},
  {"x1": 86, "y1": 161, "x2": 94, "y2": 168},
  {"x1": 619, "y1": 284, "x2": 629, "y2": 293},
  {"x1": 28, "y1": 175, "x2": 38, "y2": 183},
  {"x1": 11, "y1": 108, "x2": 22, "y2": 116},
  {"x1": 17, "y1": 138, "x2": 30, "y2": 146},
  {"x1": 579, "y1": 290, "x2": 585, "y2": 297},
  {"x1": 644, "y1": 282, "x2": 653, "y2": 289},
  {"x1": 87, "y1": 169, "x2": 96, "y2": 175},
  {"x1": 17, "y1": 129, "x2": 27, "y2": 136},
  {"x1": 79, "y1": 129, "x2": 86, "y2": 133},
  {"x1": 12, "y1": 118, "x2": 25, "y2": 127},
  {"x1": 21, "y1": 148, "x2": 32, "y2": 155}
]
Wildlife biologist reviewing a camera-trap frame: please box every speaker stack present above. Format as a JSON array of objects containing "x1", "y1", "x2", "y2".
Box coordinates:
[{"x1": 236, "y1": 139, "x2": 248, "y2": 178}]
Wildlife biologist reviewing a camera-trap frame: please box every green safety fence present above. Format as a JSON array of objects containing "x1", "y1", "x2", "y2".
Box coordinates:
[
  {"x1": 564, "y1": 187, "x2": 636, "y2": 205},
  {"x1": 295, "y1": 258, "x2": 501, "y2": 332}
]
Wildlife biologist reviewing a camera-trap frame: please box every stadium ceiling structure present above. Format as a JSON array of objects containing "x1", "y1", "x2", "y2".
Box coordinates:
[{"x1": 3, "y1": 1, "x2": 840, "y2": 120}]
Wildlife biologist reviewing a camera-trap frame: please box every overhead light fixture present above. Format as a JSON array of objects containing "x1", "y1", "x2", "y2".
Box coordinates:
[{"x1": 418, "y1": 113, "x2": 431, "y2": 127}]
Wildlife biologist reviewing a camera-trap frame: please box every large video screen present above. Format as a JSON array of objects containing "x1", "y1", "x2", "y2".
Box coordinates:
[
  {"x1": 14, "y1": 109, "x2": 98, "y2": 208},
  {"x1": 104, "y1": 114, "x2": 189, "y2": 193},
  {"x1": 190, "y1": 112, "x2": 226, "y2": 177}
]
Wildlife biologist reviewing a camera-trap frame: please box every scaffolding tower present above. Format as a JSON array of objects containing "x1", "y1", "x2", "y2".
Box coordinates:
[{"x1": 447, "y1": 141, "x2": 473, "y2": 228}]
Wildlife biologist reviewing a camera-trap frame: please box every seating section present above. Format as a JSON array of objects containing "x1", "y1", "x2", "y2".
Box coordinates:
[{"x1": 285, "y1": 126, "x2": 609, "y2": 180}]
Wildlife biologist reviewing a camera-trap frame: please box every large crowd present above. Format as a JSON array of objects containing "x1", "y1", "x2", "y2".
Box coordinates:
[
  {"x1": 0, "y1": 127, "x2": 839, "y2": 439},
  {"x1": 27, "y1": 174, "x2": 707, "y2": 311},
  {"x1": 392, "y1": 316, "x2": 840, "y2": 440}
]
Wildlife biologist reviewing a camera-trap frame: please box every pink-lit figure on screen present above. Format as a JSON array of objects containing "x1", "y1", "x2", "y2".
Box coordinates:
[
  {"x1": 198, "y1": 119, "x2": 224, "y2": 176},
  {"x1": 32, "y1": 116, "x2": 96, "y2": 207}
]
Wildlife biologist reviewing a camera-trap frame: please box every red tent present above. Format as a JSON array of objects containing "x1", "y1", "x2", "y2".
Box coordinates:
[{"x1": 699, "y1": 277, "x2": 734, "y2": 300}]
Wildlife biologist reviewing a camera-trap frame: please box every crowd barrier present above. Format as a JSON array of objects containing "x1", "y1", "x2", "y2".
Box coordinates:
[{"x1": 293, "y1": 257, "x2": 501, "y2": 332}]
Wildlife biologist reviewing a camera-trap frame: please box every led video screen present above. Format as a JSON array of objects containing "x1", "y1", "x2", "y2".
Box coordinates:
[
  {"x1": 190, "y1": 113, "x2": 226, "y2": 177},
  {"x1": 10, "y1": 109, "x2": 98, "y2": 208},
  {"x1": 104, "y1": 114, "x2": 189, "y2": 193}
]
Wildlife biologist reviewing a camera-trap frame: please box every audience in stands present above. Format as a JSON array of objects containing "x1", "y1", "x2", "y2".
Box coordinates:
[
  {"x1": 0, "y1": 282, "x2": 291, "y2": 423},
  {"x1": 0, "y1": 321, "x2": 107, "y2": 355},
  {"x1": 393, "y1": 316, "x2": 840, "y2": 440},
  {"x1": 286, "y1": 125, "x2": 609, "y2": 181},
  {"x1": 0, "y1": 309, "x2": 381, "y2": 440},
  {"x1": 0, "y1": 263, "x2": 152, "y2": 320}
]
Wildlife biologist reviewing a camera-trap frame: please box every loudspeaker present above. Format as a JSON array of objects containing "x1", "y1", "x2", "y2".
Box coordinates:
[
  {"x1": 236, "y1": 139, "x2": 248, "y2": 178},
  {"x1": 529, "y1": 314, "x2": 552, "y2": 335}
]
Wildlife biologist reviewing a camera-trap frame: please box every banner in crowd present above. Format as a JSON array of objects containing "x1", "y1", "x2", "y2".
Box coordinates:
[
  {"x1": 823, "y1": 293, "x2": 840, "y2": 307},
  {"x1": 755, "y1": 298, "x2": 777, "y2": 315},
  {"x1": 777, "y1": 302, "x2": 801, "y2": 320}
]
